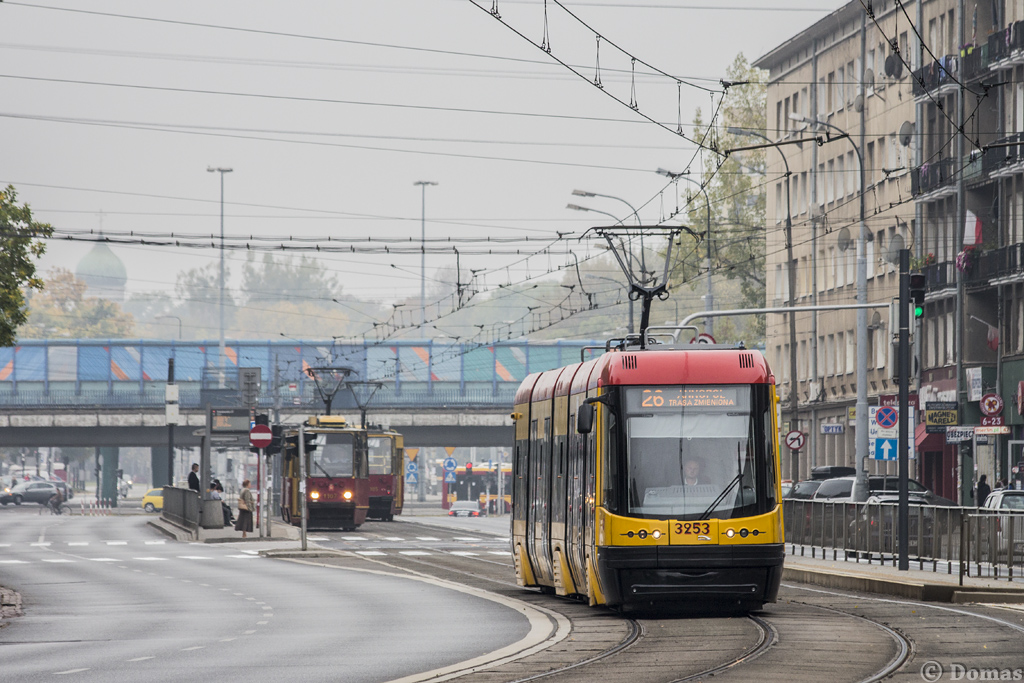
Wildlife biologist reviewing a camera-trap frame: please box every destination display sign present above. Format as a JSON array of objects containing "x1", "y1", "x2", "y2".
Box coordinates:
[
  {"x1": 627, "y1": 386, "x2": 748, "y2": 412},
  {"x1": 211, "y1": 408, "x2": 252, "y2": 433}
]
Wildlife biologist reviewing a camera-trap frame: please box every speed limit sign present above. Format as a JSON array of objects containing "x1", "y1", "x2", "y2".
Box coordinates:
[{"x1": 785, "y1": 430, "x2": 805, "y2": 451}]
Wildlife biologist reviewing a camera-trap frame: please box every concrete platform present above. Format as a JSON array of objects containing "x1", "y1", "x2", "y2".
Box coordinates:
[{"x1": 148, "y1": 515, "x2": 300, "y2": 543}]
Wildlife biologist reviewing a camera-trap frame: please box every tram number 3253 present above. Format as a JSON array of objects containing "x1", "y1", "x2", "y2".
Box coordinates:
[{"x1": 675, "y1": 521, "x2": 711, "y2": 535}]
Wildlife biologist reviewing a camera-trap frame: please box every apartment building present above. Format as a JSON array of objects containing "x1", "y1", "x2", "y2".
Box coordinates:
[{"x1": 753, "y1": 0, "x2": 1024, "y2": 503}]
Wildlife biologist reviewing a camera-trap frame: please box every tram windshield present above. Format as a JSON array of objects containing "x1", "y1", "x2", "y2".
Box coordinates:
[
  {"x1": 622, "y1": 385, "x2": 773, "y2": 520},
  {"x1": 368, "y1": 437, "x2": 393, "y2": 475},
  {"x1": 312, "y1": 433, "x2": 355, "y2": 478}
]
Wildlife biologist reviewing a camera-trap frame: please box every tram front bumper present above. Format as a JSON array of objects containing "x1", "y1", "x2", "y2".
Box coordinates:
[{"x1": 596, "y1": 544, "x2": 784, "y2": 606}]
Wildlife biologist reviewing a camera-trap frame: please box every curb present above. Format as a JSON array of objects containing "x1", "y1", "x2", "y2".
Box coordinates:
[{"x1": 783, "y1": 565, "x2": 1024, "y2": 603}]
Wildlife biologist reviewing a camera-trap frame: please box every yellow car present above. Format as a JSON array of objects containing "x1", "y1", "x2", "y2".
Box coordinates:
[{"x1": 141, "y1": 488, "x2": 164, "y2": 513}]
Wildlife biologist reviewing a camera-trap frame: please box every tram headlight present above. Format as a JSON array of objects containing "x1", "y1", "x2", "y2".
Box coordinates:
[
  {"x1": 725, "y1": 528, "x2": 735, "y2": 538},
  {"x1": 343, "y1": 490, "x2": 353, "y2": 500},
  {"x1": 651, "y1": 530, "x2": 661, "y2": 539},
  {"x1": 310, "y1": 490, "x2": 320, "y2": 500}
]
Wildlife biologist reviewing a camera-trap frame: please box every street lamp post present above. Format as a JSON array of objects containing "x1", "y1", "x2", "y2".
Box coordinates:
[
  {"x1": 567, "y1": 203, "x2": 634, "y2": 333},
  {"x1": 156, "y1": 315, "x2": 183, "y2": 340},
  {"x1": 207, "y1": 167, "x2": 232, "y2": 373},
  {"x1": 414, "y1": 181, "x2": 438, "y2": 341},
  {"x1": 791, "y1": 112, "x2": 869, "y2": 501},
  {"x1": 571, "y1": 189, "x2": 641, "y2": 225},
  {"x1": 729, "y1": 127, "x2": 799, "y2": 481},
  {"x1": 656, "y1": 168, "x2": 714, "y2": 337}
]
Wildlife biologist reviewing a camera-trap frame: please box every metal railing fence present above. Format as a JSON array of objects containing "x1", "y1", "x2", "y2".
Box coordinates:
[{"x1": 783, "y1": 500, "x2": 1024, "y2": 583}]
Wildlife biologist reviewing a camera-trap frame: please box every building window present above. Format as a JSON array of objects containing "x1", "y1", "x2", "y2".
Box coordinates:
[
  {"x1": 836, "y1": 67, "x2": 845, "y2": 110},
  {"x1": 846, "y1": 328, "x2": 855, "y2": 374},
  {"x1": 836, "y1": 331, "x2": 845, "y2": 374}
]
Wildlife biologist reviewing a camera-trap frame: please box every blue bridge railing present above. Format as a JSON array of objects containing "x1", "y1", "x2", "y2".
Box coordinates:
[{"x1": 0, "y1": 338, "x2": 604, "y2": 410}]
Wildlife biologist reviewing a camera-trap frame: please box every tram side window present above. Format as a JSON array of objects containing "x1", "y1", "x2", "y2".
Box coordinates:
[
  {"x1": 602, "y1": 408, "x2": 619, "y2": 513},
  {"x1": 763, "y1": 406, "x2": 777, "y2": 508},
  {"x1": 314, "y1": 434, "x2": 355, "y2": 478},
  {"x1": 368, "y1": 437, "x2": 392, "y2": 475}
]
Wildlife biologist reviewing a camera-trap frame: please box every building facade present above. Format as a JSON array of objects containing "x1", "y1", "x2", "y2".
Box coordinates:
[{"x1": 755, "y1": 0, "x2": 1024, "y2": 503}]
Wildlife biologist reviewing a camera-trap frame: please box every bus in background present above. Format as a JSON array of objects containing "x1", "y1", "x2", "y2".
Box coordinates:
[
  {"x1": 280, "y1": 415, "x2": 369, "y2": 531},
  {"x1": 366, "y1": 427, "x2": 404, "y2": 521},
  {"x1": 442, "y1": 462, "x2": 511, "y2": 514}
]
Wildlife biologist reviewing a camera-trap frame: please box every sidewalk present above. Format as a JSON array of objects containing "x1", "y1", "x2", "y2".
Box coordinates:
[
  {"x1": 782, "y1": 546, "x2": 1024, "y2": 604},
  {"x1": 148, "y1": 516, "x2": 301, "y2": 544}
]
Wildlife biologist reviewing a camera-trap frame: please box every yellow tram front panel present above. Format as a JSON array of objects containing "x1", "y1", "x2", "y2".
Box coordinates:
[
  {"x1": 598, "y1": 508, "x2": 669, "y2": 546},
  {"x1": 667, "y1": 518, "x2": 720, "y2": 545},
  {"x1": 715, "y1": 508, "x2": 784, "y2": 545}
]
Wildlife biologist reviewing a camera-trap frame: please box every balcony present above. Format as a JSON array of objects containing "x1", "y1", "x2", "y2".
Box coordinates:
[
  {"x1": 988, "y1": 21, "x2": 1024, "y2": 70},
  {"x1": 963, "y1": 244, "x2": 1024, "y2": 287},
  {"x1": 986, "y1": 133, "x2": 1024, "y2": 178},
  {"x1": 912, "y1": 55, "x2": 958, "y2": 100},
  {"x1": 912, "y1": 158, "x2": 956, "y2": 196},
  {"x1": 923, "y1": 261, "x2": 955, "y2": 291},
  {"x1": 962, "y1": 43, "x2": 990, "y2": 82}
]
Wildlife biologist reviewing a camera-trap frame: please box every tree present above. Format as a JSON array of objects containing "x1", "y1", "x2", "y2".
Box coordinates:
[
  {"x1": 21, "y1": 268, "x2": 134, "y2": 338},
  {"x1": 668, "y1": 53, "x2": 768, "y2": 344},
  {"x1": 0, "y1": 185, "x2": 53, "y2": 346}
]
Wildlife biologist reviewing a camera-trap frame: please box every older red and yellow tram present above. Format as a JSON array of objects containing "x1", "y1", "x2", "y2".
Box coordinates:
[{"x1": 512, "y1": 343, "x2": 784, "y2": 611}]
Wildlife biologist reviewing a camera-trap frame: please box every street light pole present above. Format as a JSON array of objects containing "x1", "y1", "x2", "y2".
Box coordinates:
[
  {"x1": 414, "y1": 181, "x2": 438, "y2": 340},
  {"x1": 729, "y1": 127, "x2": 799, "y2": 481},
  {"x1": 571, "y1": 189, "x2": 641, "y2": 224},
  {"x1": 207, "y1": 167, "x2": 232, "y2": 373},
  {"x1": 790, "y1": 112, "x2": 869, "y2": 501},
  {"x1": 656, "y1": 169, "x2": 713, "y2": 337},
  {"x1": 567, "y1": 203, "x2": 634, "y2": 333}
]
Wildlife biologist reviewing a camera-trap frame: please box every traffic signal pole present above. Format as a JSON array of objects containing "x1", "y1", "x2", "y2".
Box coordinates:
[
  {"x1": 898, "y1": 249, "x2": 911, "y2": 571},
  {"x1": 299, "y1": 425, "x2": 308, "y2": 552}
]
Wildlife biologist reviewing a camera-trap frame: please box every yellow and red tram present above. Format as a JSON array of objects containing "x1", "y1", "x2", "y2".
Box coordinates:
[
  {"x1": 366, "y1": 427, "x2": 404, "y2": 521},
  {"x1": 511, "y1": 344, "x2": 784, "y2": 611},
  {"x1": 281, "y1": 416, "x2": 371, "y2": 531}
]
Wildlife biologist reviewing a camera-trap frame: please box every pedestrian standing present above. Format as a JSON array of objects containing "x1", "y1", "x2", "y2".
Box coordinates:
[
  {"x1": 976, "y1": 474, "x2": 992, "y2": 507},
  {"x1": 234, "y1": 479, "x2": 254, "y2": 538},
  {"x1": 188, "y1": 463, "x2": 200, "y2": 492}
]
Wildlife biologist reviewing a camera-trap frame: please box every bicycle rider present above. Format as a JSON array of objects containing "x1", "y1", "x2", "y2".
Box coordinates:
[{"x1": 48, "y1": 486, "x2": 65, "y2": 514}]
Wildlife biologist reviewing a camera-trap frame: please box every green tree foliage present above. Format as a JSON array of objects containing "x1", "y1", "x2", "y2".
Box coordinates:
[
  {"x1": 0, "y1": 185, "x2": 53, "y2": 346},
  {"x1": 21, "y1": 268, "x2": 135, "y2": 338},
  {"x1": 668, "y1": 53, "x2": 767, "y2": 344}
]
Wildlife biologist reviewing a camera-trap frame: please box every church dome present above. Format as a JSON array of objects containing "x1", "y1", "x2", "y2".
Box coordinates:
[{"x1": 75, "y1": 241, "x2": 127, "y2": 302}]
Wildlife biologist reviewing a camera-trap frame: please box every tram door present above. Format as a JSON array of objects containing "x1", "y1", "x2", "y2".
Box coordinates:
[
  {"x1": 566, "y1": 404, "x2": 587, "y2": 592},
  {"x1": 528, "y1": 416, "x2": 554, "y2": 583}
]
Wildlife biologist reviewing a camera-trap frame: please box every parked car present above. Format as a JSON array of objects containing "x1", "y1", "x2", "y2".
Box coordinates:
[
  {"x1": 810, "y1": 466, "x2": 856, "y2": 480},
  {"x1": 811, "y1": 476, "x2": 956, "y2": 506},
  {"x1": 785, "y1": 479, "x2": 823, "y2": 499},
  {"x1": 0, "y1": 481, "x2": 64, "y2": 506},
  {"x1": 780, "y1": 480, "x2": 793, "y2": 498},
  {"x1": 141, "y1": 488, "x2": 164, "y2": 513},
  {"x1": 448, "y1": 501, "x2": 485, "y2": 517},
  {"x1": 848, "y1": 493, "x2": 938, "y2": 557},
  {"x1": 979, "y1": 489, "x2": 1024, "y2": 559},
  {"x1": 982, "y1": 489, "x2": 1024, "y2": 511}
]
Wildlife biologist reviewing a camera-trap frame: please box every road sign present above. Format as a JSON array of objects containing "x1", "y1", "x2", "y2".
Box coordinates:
[
  {"x1": 443, "y1": 471, "x2": 456, "y2": 484},
  {"x1": 874, "y1": 438, "x2": 897, "y2": 460},
  {"x1": 785, "y1": 430, "x2": 805, "y2": 451},
  {"x1": 405, "y1": 473, "x2": 418, "y2": 485},
  {"x1": 443, "y1": 457, "x2": 457, "y2": 472},
  {"x1": 249, "y1": 424, "x2": 273, "y2": 449},
  {"x1": 981, "y1": 393, "x2": 1004, "y2": 416},
  {"x1": 690, "y1": 332, "x2": 716, "y2": 344},
  {"x1": 875, "y1": 406, "x2": 898, "y2": 429},
  {"x1": 406, "y1": 462, "x2": 418, "y2": 474}
]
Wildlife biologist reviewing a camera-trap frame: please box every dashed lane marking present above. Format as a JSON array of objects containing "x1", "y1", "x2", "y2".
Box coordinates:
[
  {"x1": 306, "y1": 536, "x2": 330, "y2": 541},
  {"x1": 126, "y1": 657, "x2": 154, "y2": 662},
  {"x1": 225, "y1": 554, "x2": 259, "y2": 559},
  {"x1": 54, "y1": 668, "x2": 90, "y2": 675},
  {"x1": 415, "y1": 536, "x2": 441, "y2": 541},
  {"x1": 383, "y1": 536, "x2": 404, "y2": 541},
  {"x1": 89, "y1": 558, "x2": 118, "y2": 562},
  {"x1": 133, "y1": 557, "x2": 168, "y2": 561},
  {"x1": 220, "y1": 638, "x2": 236, "y2": 642},
  {"x1": 450, "y1": 551, "x2": 479, "y2": 556},
  {"x1": 144, "y1": 541, "x2": 166, "y2": 545},
  {"x1": 67, "y1": 542, "x2": 89, "y2": 546},
  {"x1": 0, "y1": 560, "x2": 27, "y2": 564},
  {"x1": 488, "y1": 551, "x2": 510, "y2": 556},
  {"x1": 42, "y1": 559, "x2": 75, "y2": 563},
  {"x1": 178, "y1": 556, "x2": 213, "y2": 560},
  {"x1": 453, "y1": 537, "x2": 482, "y2": 542},
  {"x1": 257, "y1": 621, "x2": 268, "y2": 625},
  {"x1": 356, "y1": 551, "x2": 386, "y2": 556},
  {"x1": 181, "y1": 646, "x2": 205, "y2": 651},
  {"x1": 30, "y1": 542, "x2": 51, "y2": 547},
  {"x1": 399, "y1": 551, "x2": 433, "y2": 556},
  {"x1": 105, "y1": 541, "x2": 128, "y2": 546},
  {"x1": 243, "y1": 630, "x2": 256, "y2": 635}
]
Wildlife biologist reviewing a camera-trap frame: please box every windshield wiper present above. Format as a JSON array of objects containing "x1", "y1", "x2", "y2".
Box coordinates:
[
  {"x1": 313, "y1": 461, "x2": 333, "y2": 480},
  {"x1": 699, "y1": 444, "x2": 744, "y2": 520}
]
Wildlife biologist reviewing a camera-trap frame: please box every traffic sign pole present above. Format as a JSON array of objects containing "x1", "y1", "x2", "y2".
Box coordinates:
[{"x1": 898, "y1": 248, "x2": 910, "y2": 571}]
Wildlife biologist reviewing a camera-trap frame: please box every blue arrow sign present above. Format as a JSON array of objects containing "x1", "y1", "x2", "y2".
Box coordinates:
[
  {"x1": 874, "y1": 438, "x2": 897, "y2": 461},
  {"x1": 444, "y1": 471, "x2": 456, "y2": 483},
  {"x1": 443, "y1": 457, "x2": 457, "y2": 472},
  {"x1": 405, "y1": 473, "x2": 418, "y2": 485}
]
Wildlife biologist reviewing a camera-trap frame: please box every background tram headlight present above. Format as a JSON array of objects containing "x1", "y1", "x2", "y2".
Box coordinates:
[
  {"x1": 310, "y1": 491, "x2": 320, "y2": 500},
  {"x1": 652, "y1": 530, "x2": 662, "y2": 539},
  {"x1": 725, "y1": 528, "x2": 735, "y2": 538},
  {"x1": 343, "y1": 491, "x2": 353, "y2": 500}
]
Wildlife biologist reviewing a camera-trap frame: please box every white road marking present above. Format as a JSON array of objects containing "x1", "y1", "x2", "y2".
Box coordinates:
[
  {"x1": 245, "y1": 597, "x2": 255, "y2": 601},
  {"x1": 30, "y1": 542, "x2": 51, "y2": 547},
  {"x1": 181, "y1": 646, "x2": 205, "y2": 651},
  {"x1": 243, "y1": 630, "x2": 256, "y2": 635},
  {"x1": 106, "y1": 541, "x2": 128, "y2": 546},
  {"x1": 355, "y1": 551, "x2": 386, "y2": 556},
  {"x1": 256, "y1": 621, "x2": 268, "y2": 625},
  {"x1": 126, "y1": 657, "x2": 154, "y2": 662},
  {"x1": 0, "y1": 543, "x2": 10, "y2": 547},
  {"x1": 42, "y1": 559, "x2": 74, "y2": 563},
  {"x1": 54, "y1": 668, "x2": 90, "y2": 675},
  {"x1": 415, "y1": 536, "x2": 441, "y2": 541},
  {"x1": 144, "y1": 541, "x2": 166, "y2": 545},
  {"x1": 199, "y1": 583, "x2": 210, "y2": 587},
  {"x1": 220, "y1": 638, "x2": 236, "y2": 642},
  {"x1": 453, "y1": 537, "x2": 482, "y2": 542},
  {"x1": 342, "y1": 536, "x2": 366, "y2": 541},
  {"x1": 399, "y1": 551, "x2": 432, "y2": 556},
  {"x1": 67, "y1": 542, "x2": 89, "y2": 546},
  {"x1": 261, "y1": 606, "x2": 272, "y2": 610},
  {"x1": 233, "y1": 593, "x2": 244, "y2": 596},
  {"x1": 178, "y1": 556, "x2": 213, "y2": 560},
  {"x1": 133, "y1": 557, "x2": 167, "y2": 561},
  {"x1": 89, "y1": 558, "x2": 118, "y2": 562},
  {"x1": 306, "y1": 536, "x2": 330, "y2": 541},
  {"x1": 488, "y1": 551, "x2": 510, "y2": 556},
  {"x1": 383, "y1": 536, "x2": 404, "y2": 541},
  {"x1": 0, "y1": 560, "x2": 27, "y2": 564},
  {"x1": 225, "y1": 554, "x2": 258, "y2": 559},
  {"x1": 450, "y1": 551, "x2": 479, "y2": 556}
]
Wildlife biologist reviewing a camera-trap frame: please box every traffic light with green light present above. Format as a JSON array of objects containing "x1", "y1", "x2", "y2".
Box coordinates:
[{"x1": 909, "y1": 273, "x2": 926, "y2": 319}]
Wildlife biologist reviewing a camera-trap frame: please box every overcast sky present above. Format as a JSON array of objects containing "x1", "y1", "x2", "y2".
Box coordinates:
[{"x1": 1, "y1": 0, "x2": 842, "y2": 338}]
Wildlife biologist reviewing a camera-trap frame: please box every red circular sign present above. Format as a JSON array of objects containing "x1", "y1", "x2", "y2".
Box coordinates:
[
  {"x1": 249, "y1": 424, "x2": 273, "y2": 448},
  {"x1": 981, "y1": 393, "x2": 1004, "y2": 417}
]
